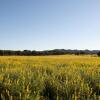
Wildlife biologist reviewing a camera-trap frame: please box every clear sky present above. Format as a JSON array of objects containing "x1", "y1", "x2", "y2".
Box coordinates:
[{"x1": 0, "y1": 0, "x2": 100, "y2": 50}]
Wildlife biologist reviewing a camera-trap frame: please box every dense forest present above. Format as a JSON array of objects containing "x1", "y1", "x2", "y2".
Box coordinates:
[{"x1": 0, "y1": 49, "x2": 99, "y2": 56}]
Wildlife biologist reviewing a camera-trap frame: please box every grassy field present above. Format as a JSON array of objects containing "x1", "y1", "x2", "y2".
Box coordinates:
[{"x1": 0, "y1": 55, "x2": 100, "y2": 100}]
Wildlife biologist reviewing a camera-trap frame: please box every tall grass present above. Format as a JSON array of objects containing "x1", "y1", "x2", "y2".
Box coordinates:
[{"x1": 0, "y1": 55, "x2": 100, "y2": 100}]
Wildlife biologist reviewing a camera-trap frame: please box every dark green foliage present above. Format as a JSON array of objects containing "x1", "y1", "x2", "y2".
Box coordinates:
[
  {"x1": 0, "y1": 49, "x2": 99, "y2": 56},
  {"x1": 97, "y1": 51, "x2": 100, "y2": 57}
]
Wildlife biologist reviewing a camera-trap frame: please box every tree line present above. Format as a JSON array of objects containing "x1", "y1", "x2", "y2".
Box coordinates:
[{"x1": 0, "y1": 49, "x2": 99, "y2": 56}]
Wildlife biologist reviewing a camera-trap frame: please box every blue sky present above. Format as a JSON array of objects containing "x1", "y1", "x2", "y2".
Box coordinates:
[{"x1": 0, "y1": 0, "x2": 100, "y2": 50}]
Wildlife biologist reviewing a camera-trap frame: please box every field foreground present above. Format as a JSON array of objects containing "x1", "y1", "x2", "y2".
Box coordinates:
[{"x1": 0, "y1": 55, "x2": 100, "y2": 100}]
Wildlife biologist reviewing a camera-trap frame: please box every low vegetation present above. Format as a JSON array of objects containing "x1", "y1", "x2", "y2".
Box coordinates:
[{"x1": 0, "y1": 55, "x2": 100, "y2": 100}]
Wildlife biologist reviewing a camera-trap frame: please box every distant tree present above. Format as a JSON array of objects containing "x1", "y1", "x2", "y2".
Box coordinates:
[
  {"x1": 80, "y1": 51, "x2": 86, "y2": 55},
  {"x1": 97, "y1": 52, "x2": 100, "y2": 57},
  {"x1": 31, "y1": 50, "x2": 37, "y2": 55},
  {"x1": 22, "y1": 50, "x2": 32, "y2": 56},
  {"x1": 0, "y1": 50, "x2": 4, "y2": 55},
  {"x1": 15, "y1": 51, "x2": 22, "y2": 55},
  {"x1": 75, "y1": 52, "x2": 80, "y2": 55}
]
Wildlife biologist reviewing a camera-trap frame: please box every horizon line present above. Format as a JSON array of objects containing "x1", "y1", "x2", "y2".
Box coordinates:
[{"x1": 0, "y1": 49, "x2": 100, "y2": 51}]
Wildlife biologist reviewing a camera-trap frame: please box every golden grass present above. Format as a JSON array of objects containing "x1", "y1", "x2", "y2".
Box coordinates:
[{"x1": 0, "y1": 55, "x2": 100, "y2": 100}]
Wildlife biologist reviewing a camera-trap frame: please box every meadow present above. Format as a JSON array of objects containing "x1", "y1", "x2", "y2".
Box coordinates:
[{"x1": 0, "y1": 55, "x2": 100, "y2": 100}]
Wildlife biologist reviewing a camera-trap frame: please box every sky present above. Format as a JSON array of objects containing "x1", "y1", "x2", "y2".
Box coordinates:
[{"x1": 0, "y1": 0, "x2": 100, "y2": 50}]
